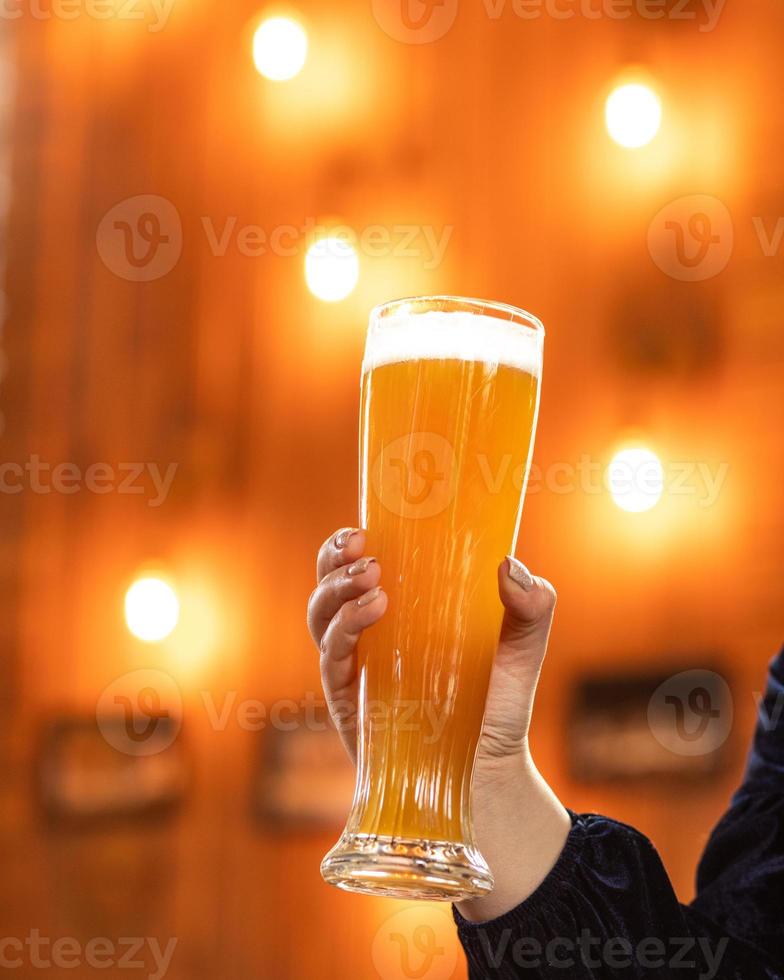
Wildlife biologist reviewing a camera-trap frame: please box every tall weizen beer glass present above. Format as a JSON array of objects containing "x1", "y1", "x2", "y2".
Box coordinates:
[{"x1": 321, "y1": 296, "x2": 544, "y2": 901}]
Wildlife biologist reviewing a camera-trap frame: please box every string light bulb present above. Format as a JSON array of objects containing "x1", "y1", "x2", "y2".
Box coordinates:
[
  {"x1": 304, "y1": 235, "x2": 360, "y2": 302},
  {"x1": 125, "y1": 576, "x2": 180, "y2": 643},
  {"x1": 253, "y1": 15, "x2": 308, "y2": 82},
  {"x1": 607, "y1": 447, "x2": 664, "y2": 513},
  {"x1": 605, "y1": 82, "x2": 662, "y2": 148}
]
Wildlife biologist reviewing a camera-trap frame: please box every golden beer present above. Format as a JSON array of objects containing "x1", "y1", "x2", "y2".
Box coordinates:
[{"x1": 322, "y1": 296, "x2": 543, "y2": 901}]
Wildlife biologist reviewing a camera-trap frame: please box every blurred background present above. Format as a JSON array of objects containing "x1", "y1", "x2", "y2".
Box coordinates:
[{"x1": 0, "y1": 0, "x2": 782, "y2": 977}]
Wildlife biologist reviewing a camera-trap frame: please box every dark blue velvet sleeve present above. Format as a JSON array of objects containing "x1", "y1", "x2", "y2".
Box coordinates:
[{"x1": 454, "y1": 647, "x2": 784, "y2": 979}]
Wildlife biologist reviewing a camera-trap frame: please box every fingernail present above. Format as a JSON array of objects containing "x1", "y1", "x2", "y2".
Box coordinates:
[
  {"x1": 357, "y1": 586, "x2": 382, "y2": 607},
  {"x1": 347, "y1": 557, "x2": 376, "y2": 577},
  {"x1": 335, "y1": 527, "x2": 360, "y2": 549},
  {"x1": 506, "y1": 556, "x2": 535, "y2": 591}
]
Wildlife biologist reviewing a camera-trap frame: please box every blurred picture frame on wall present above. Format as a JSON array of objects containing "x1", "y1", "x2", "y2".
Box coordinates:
[
  {"x1": 38, "y1": 715, "x2": 187, "y2": 825},
  {"x1": 252, "y1": 703, "x2": 355, "y2": 830},
  {"x1": 567, "y1": 664, "x2": 735, "y2": 784}
]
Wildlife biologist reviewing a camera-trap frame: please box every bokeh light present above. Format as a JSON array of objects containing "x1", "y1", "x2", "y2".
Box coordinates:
[
  {"x1": 607, "y1": 447, "x2": 664, "y2": 513},
  {"x1": 124, "y1": 576, "x2": 180, "y2": 643},
  {"x1": 304, "y1": 235, "x2": 360, "y2": 302},
  {"x1": 253, "y1": 16, "x2": 308, "y2": 82},
  {"x1": 605, "y1": 83, "x2": 662, "y2": 148}
]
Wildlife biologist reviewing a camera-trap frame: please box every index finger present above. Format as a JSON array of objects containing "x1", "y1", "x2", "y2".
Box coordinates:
[{"x1": 316, "y1": 527, "x2": 367, "y2": 582}]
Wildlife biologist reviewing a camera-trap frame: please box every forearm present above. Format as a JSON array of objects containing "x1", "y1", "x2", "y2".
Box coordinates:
[{"x1": 456, "y1": 746, "x2": 571, "y2": 923}]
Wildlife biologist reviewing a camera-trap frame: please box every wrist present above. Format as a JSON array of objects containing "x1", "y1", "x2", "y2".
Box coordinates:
[
  {"x1": 474, "y1": 737, "x2": 533, "y2": 783},
  {"x1": 460, "y1": 753, "x2": 570, "y2": 923}
]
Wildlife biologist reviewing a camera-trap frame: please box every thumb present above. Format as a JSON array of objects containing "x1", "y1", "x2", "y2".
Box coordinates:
[
  {"x1": 477, "y1": 559, "x2": 556, "y2": 761},
  {"x1": 496, "y1": 557, "x2": 557, "y2": 663}
]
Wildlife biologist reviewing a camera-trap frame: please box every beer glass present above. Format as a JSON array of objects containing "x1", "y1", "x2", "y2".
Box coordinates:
[{"x1": 321, "y1": 296, "x2": 544, "y2": 901}]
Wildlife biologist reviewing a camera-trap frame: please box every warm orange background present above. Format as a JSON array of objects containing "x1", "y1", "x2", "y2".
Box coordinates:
[{"x1": 1, "y1": 1, "x2": 782, "y2": 978}]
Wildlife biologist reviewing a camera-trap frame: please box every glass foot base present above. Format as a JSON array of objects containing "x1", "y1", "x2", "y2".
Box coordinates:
[{"x1": 321, "y1": 832, "x2": 494, "y2": 902}]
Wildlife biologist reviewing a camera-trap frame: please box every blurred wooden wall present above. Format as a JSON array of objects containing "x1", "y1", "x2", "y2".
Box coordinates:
[{"x1": 1, "y1": 0, "x2": 783, "y2": 978}]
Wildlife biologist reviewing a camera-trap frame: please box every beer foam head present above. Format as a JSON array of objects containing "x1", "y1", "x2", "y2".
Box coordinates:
[{"x1": 362, "y1": 309, "x2": 543, "y2": 376}]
